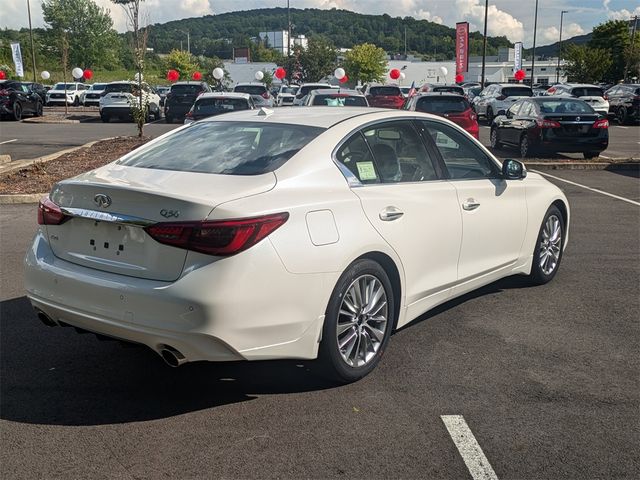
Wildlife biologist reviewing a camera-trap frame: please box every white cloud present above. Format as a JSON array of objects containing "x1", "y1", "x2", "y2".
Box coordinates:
[
  {"x1": 542, "y1": 22, "x2": 585, "y2": 42},
  {"x1": 603, "y1": 0, "x2": 640, "y2": 20},
  {"x1": 454, "y1": 0, "x2": 524, "y2": 42}
]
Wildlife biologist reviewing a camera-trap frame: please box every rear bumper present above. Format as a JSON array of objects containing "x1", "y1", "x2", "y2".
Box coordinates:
[
  {"x1": 534, "y1": 135, "x2": 608, "y2": 153},
  {"x1": 164, "y1": 104, "x2": 191, "y2": 118},
  {"x1": 24, "y1": 229, "x2": 329, "y2": 363},
  {"x1": 100, "y1": 106, "x2": 133, "y2": 117}
]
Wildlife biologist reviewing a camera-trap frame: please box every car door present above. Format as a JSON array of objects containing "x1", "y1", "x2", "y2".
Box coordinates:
[
  {"x1": 498, "y1": 101, "x2": 523, "y2": 145},
  {"x1": 335, "y1": 120, "x2": 462, "y2": 322},
  {"x1": 511, "y1": 101, "x2": 536, "y2": 144},
  {"x1": 420, "y1": 119, "x2": 528, "y2": 295}
]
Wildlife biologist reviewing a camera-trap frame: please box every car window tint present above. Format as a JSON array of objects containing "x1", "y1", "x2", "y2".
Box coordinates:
[
  {"x1": 362, "y1": 121, "x2": 438, "y2": 183},
  {"x1": 194, "y1": 97, "x2": 250, "y2": 114},
  {"x1": 507, "y1": 102, "x2": 522, "y2": 116},
  {"x1": 335, "y1": 133, "x2": 380, "y2": 184},
  {"x1": 234, "y1": 85, "x2": 267, "y2": 95},
  {"x1": 539, "y1": 99, "x2": 595, "y2": 114},
  {"x1": 518, "y1": 102, "x2": 535, "y2": 117},
  {"x1": 571, "y1": 87, "x2": 603, "y2": 97},
  {"x1": 119, "y1": 121, "x2": 324, "y2": 175},
  {"x1": 422, "y1": 121, "x2": 499, "y2": 180},
  {"x1": 312, "y1": 95, "x2": 367, "y2": 106},
  {"x1": 171, "y1": 84, "x2": 204, "y2": 94},
  {"x1": 503, "y1": 87, "x2": 533, "y2": 97},
  {"x1": 415, "y1": 96, "x2": 469, "y2": 114},
  {"x1": 369, "y1": 86, "x2": 401, "y2": 96}
]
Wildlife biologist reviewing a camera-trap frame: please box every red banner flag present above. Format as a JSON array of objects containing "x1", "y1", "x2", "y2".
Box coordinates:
[{"x1": 456, "y1": 22, "x2": 469, "y2": 75}]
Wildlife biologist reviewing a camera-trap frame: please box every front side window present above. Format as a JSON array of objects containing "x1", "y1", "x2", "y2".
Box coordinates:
[
  {"x1": 517, "y1": 102, "x2": 535, "y2": 117},
  {"x1": 119, "y1": 121, "x2": 324, "y2": 175},
  {"x1": 507, "y1": 102, "x2": 523, "y2": 117},
  {"x1": 422, "y1": 121, "x2": 499, "y2": 180}
]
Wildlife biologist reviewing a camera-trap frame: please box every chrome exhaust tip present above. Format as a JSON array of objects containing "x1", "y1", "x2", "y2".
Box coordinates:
[
  {"x1": 36, "y1": 310, "x2": 57, "y2": 327},
  {"x1": 159, "y1": 346, "x2": 187, "y2": 367}
]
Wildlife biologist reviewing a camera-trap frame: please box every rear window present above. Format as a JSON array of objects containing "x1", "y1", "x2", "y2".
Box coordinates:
[
  {"x1": 280, "y1": 86, "x2": 298, "y2": 94},
  {"x1": 415, "y1": 96, "x2": 470, "y2": 114},
  {"x1": 538, "y1": 99, "x2": 595, "y2": 114},
  {"x1": 118, "y1": 121, "x2": 325, "y2": 175},
  {"x1": 297, "y1": 85, "x2": 330, "y2": 97},
  {"x1": 571, "y1": 87, "x2": 604, "y2": 98},
  {"x1": 90, "y1": 83, "x2": 108, "y2": 90},
  {"x1": 432, "y1": 86, "x2": 464, "y2": 95},
  {"x1": 369, "y1": 86, "x2": 401, "y2": 96},
  {"x1": 502, "y1": 87, "x2": 533, "y2": 97},
  {"x1": 104, "y1": 83, "x2": 134, "y2": 94},
  {"x1": 194, "y1": 97, "x2": 250, "y2": 115},
  {"x1": 171, "y1": 84, "x2": 205, "y2": 95},
  {"x1": 53, "y1": 83, "x2": 77, "y2": 91},
  {"x1": 311, "y1": 95, "x2": 368, "y2": 107},
  {"x1": 234, "y1": 85, "x2": 267, "y2": 95}
]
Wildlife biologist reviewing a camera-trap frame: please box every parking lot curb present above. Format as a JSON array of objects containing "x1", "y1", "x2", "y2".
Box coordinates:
[
  {"x1": 0, "y1": 193, "x2": 45, "y2": 204},
  {"x1": 22, "y1": 117, "x2": 80, "y2": 124}
]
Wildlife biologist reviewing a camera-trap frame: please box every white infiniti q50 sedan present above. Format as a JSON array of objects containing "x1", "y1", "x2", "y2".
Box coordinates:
[{"x1": 25, "y1": 107, "x2": 569, "y2": 382}]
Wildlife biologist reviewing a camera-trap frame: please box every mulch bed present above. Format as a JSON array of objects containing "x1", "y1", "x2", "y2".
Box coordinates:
[{"x1": 0, "y1": 136, "x2": 150, "y2": 195}]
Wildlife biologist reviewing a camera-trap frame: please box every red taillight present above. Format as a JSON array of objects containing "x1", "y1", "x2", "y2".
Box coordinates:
[
  {"x1": 593, "y1": 119, "x2": 609, "y2": 129},
  {"x1": 603, "y1": 94, "x2": 608, "y2": 101},
  {"x1": 261, "y1": 92, "x2": 269, "y2": 99},
  {"x1": 37, "y1": 197, "x2": 68, "y2": 225},
  {"x1": 145, "y1": 212, "x2": 289, "y2": 256},
  {"x1": 0, "y1": 89, "x2": 9, "y2": 96},
  {"x1": 185, "y1": 110, "x2": 193, "y2": 118},
  {"x1": 536, "y1": 119, "x2": 561, "y2": 128}
]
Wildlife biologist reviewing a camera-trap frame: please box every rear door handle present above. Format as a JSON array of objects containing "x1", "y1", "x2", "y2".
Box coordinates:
[
  {"x1": 462, "y1": 199, "x2": 481, "y2": 211},
  {"x1": 379, "y1": 206, "x2": 404, "y2": 221}
]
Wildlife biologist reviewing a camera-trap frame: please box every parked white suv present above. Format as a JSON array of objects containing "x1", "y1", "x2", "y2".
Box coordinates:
[
  {"x1": 45, "y1": 82, "x2": 87, "y2": 106},
  {"x1": 83, "y1": 83, "x2": 108, "y2": 107},
  {"x1": 546, "y1": 83, "x2": 609, "y2": 117},
  {"x1": 276, "y1": 85, "x2": 299, "y2": 106},
  {"x1": 293, "y1": 83, "x2": 335, "y2": 106},
  {"x1": 472, "y1": 84, "x2": 533, "y2": 122},
  {"x1": 99, "y1": 81, "x2": 161, "y2": 122}
]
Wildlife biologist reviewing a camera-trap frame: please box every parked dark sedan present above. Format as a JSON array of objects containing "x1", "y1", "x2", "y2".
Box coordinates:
[
  {"x1": 164, "y1": 81, "x2": 211, "y2": 123},
  {"x1": 22, "y1": 82, "x2": 47, "y2": 103},
  {"x1": 490, "y1": 97, "x2": 608, "y2": 159},
  {"x1": 605, "y1": 83, "x2": 640, "y2": 124},
  {"x1": 0, "y1": 80, "x2": 44, "y2": 120}
]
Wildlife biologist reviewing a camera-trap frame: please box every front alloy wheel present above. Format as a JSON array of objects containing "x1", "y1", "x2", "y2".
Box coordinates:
[
  {"x1": 520, "y1": 135, "x2": 533, "y2": 158},
  {"x1": 528, "y1": 205, "x2": 564, "y2": 285},
  {"x1": 319, "y1": 259, "x2": 394, "y2": 383},
  {"x1": 13, "y1": 103, "x2": 22, "y2": 121},
  {"x1": 490, "y1": 128, "x2": 501, "y2": 149}
]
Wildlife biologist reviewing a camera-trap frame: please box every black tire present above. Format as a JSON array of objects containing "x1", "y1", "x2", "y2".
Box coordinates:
[
  {"x1": 583, "y1": 151, "x2": 599, "y2": 159},
  {"x1": 317, "y1": 259, "x2": 395, "y2": 383},
  {"x1": 616, "y1": 107, "x2": 628, "y2": 125},
  {"x1": 490, "y1": 127, "x2": 501, "y2": 149},
  {"x1": 486, "y1": 107, "x2": 494, "y2": 124},
  {"x1": 13, "y1": 103, "x2": 22, "y2": 121},
  {"x1": 165, "y1": 115, "x2": 173, "y2": 124},
  {"x1": 519, "y1": 134, "x2": 534, "y2": 159},
  {"x1": 527, "y1": 205, "x2": 565, "y2": 285},
  {"x1": 73, "y1": 96, "x2": 80, "y2": 107},
  {"x1": 35, "y1": 101, "x2": 43, "y2": 117},
  {"x1": 100, "y1": 113, "x2": 110, "y2": 123},
  {"x1": 153, "y1": 106, "x2": 162, "y2": 121}
]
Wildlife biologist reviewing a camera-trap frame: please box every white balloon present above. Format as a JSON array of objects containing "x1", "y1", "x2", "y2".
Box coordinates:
[
  {"x1": 255, "y1": 71, "x2": 264, "y2": 81},
  {"x1": 72, "y1": 67, "x2": 83, "y2": 79},
  {"x1": 40, "y1": 70, "x2": 50, "y2": 80},
  {"x1": 212, "y1": 67, "x2": 224, "y2": 80},
  {"x1": 334, "y1": 67, "x2": 345, "y2": 80},
  {"x1": 400, "y1": 72, "x2": 406, "y2": 80},
  {"x1": 439, "y1": 66, "x2": 448, "y2": 77}
]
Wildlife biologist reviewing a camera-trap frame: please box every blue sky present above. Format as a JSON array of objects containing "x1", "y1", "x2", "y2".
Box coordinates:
[{"x1": 3, "y1": 0, "x2": 639, "y2": 47}]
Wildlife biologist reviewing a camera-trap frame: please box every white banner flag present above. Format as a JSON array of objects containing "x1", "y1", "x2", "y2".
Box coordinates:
[
  {"x1": 11, "y1": 42, "x2": 24, "y2": 77},
  {"x1": 513, "y1": 42, "x2": 523, "y2": 74}
]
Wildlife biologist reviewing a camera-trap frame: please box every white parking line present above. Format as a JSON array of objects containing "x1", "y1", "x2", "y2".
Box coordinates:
[
  {"x1": 532, "y1": 170, "x2": 640, "y2": 206},
  {"x1": 441, "y1": 415, "x2": 499, "y2": 480},
  {"x1": 615, "y1": 126, "x2": 629, "y2": 129},
  {"x1": 0, "y1": 139, "x2": 17, "y2": 145}
]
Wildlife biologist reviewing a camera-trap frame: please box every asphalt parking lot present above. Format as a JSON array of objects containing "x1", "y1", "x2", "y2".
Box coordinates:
[{"x1": 1, "y1": 170, "x2": 638, "y2": 479}]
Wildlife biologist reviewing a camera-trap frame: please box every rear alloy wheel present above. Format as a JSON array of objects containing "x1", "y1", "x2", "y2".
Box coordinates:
[
  {"x1": 616, "y1": 107, "x2": 628, "y2": 125},
  {"x1": 13, "y1": 103, "x2": 22, "y2": 121},
  {"x1": 486, "y1": 107, "x2": 494, "y2": 124},
  {"x1": 583, "y1": 151, "x2": 599, "y2": 160},
  {"x1": 519, "y1": 135, "x2": 534, "y2": 158},
  {"x1": 35, "y1": 101, "x2": 43, "y2": 117},
  {"x1": 528, "y1": 205, "x2": 564, "y2": 285},
  {"x1": 490, "y1": 128, "x2": 501, "y2": 149},
  {"x1": 318, "y1": 259, "x2": 394, "y2": 383}
]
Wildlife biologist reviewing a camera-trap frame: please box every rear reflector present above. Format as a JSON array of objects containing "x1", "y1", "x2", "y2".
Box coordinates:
[
  {"x1": 593, "y1": 119, "x2": 609, "y2": 129},
  {"x1": 145, "y1": 212, "x2": 289, "y2": 256},
  {"x1": 37, "y1": 197, "x2": 68, "y2": 225}
]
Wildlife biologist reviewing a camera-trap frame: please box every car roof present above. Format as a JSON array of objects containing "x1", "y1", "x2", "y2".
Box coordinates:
[
  {"x1": 415, "y1": 92, "x2": 469, "y2": 98},
  {"x1": 310, "y1": 89, "x2": 364, "y2": 96},
  {"x1": 299, "y1": 83, "x2": 332, "y2": 87},
  {"x1": 198, "y1": 106, "x2": 409, "y2": 128},
  {"x1": 559, "y1": 83, "x2": 603, "y2": 88},
  {"x1": 493, "y1": 83, "x2": 532, "y2": 88},
  {"x1": 173, "y1": 81, "x2": 207, "y2": 85},
  {"x1": 235, "y1": 82, "x2": 268, "y2": 86},
  {"x1": 198, "y1": 92, "x2": 251, "y2": 100}
]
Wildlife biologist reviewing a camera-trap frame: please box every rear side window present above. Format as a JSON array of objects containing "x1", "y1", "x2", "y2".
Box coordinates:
[
  {"x1": 234, "y1": 85, "x2": 267, "y2": 95},
  {"x1": 312, "y1": 95, "x2": 367, "y2": 107},
  {"x1": 571, "y1": 87, "x2": 604, "y2": 98},
  {"x1": 415, "y1": 96, "x2": 470, "y2": 114},
  {"x1": 502, "y1": 87, "x2": 533, "y2": 97},
  {"x1": 369, "y1": 86, "x2": 401, "y2": 96},
  {"x1": 118, "y1": 121, "x2": 324, "y2": 175}
]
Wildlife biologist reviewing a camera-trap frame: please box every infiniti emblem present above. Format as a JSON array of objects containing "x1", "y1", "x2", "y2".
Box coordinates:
[
  {"x1": 94, "y1": 194, "x2": 112, "y2": 208},
  {"x1": 575, "y1": 116, "x2": 580, "y2": 122}
]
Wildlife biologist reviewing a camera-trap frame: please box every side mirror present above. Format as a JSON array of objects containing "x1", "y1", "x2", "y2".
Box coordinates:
[
  {"x1": 502, "y1": 159, "x2": 527, "y2": 179},
  {"x1": 499, "y1": 109, "x2": 507, "y2": 117}
]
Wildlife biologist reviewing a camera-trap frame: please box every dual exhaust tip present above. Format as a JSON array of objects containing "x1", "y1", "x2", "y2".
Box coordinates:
[{"x1": 35, "y1": 309, "x2": 188, "y2": 368}]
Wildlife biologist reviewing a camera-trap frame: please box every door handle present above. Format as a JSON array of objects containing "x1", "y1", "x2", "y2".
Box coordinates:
[
  {"x1": 462, "y1": 199, "x2": 481, "y2": 211},
  {"x1": 379, "y1": 206, "x2": 404, "y2": 221}
]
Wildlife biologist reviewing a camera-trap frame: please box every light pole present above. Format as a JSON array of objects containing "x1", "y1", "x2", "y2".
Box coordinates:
[
  {"x1": 26, "y1": 0, "x2": 37, "y2": 82},
  {"x1": 480, "y1": 0, "x2": 489, "y2": 88},
  {"x1": 287, "y1": 0, "x2": 292, "y2": 56},
  {"x1": 556, "y1": 10, "x2": 568, "y2": 84},
  {"x1": 530, "y1": 0, "x2": 539, "y2": 86}
]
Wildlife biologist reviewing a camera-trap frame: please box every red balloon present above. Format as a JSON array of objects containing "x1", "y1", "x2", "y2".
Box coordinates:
[
  {"x1": 192, "y1": 71, "x2": 202, "y2": 81},
  {"x1": 83, "y1": 69, "x2": 93, "y2": 80},
  {"x1": 455, "y1": 74, "x2": 464, "y2": 83},
  {"x1": 167, "y1": 69, "x2": 179, "y2": 82},
  {"x1": 275, "y1": 67, "x2": 286, "y2": 80},
  {"x1": 0, "y1": 71, "x2": 6, "y2": 80},
  {"x1": 514, "y1": 69, "x2": 526, "y2": 81},
  {"x1": 339, "y1": 75, "x2": 349, "y2": 84},
  {"x1": 389, "y1": 69, "x2": 401, "y2": 80}
]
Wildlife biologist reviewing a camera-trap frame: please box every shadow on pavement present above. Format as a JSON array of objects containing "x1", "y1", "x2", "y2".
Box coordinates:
[
  {"x1": 605, "y1": 164, "x2": 640, "y2": 178},
  {"x1": 0, "y1": 296, "x2": 335, "y2": 427}
]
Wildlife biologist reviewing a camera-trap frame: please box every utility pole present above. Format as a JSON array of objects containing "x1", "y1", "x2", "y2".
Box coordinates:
[
  {"x1": 187, "y1": 31, "x2": 190, "y2": 54},
  {"x1": 625, "y1": 15, "x2": 638, "y2": 82},
  {"x1": 26, "y1": 0, "x2": 37, "y2": 82},
  {"x1": 481, "y1": 0, "x2": 489, "y2": 88},
  {"x1": 531, "y1": 0, "x2": 539, "y2": 86},
  {"x1": 287, "y1": 0, "x2": 292, "y2": 56},
  {"x1": 556, "y1": 10, "x2": 568, "y2": 84},
  {"x1": 404, "y1": 26, "x2": 407, "y2": 57}
]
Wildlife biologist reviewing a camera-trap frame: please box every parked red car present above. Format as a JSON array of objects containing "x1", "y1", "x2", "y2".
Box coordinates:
[
  {"x1": 364, "y1": 84, "x2": 405, "y2": 109},
  {"x1": 403, "y1": 92, "x2": 479, "y2": 139}
]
